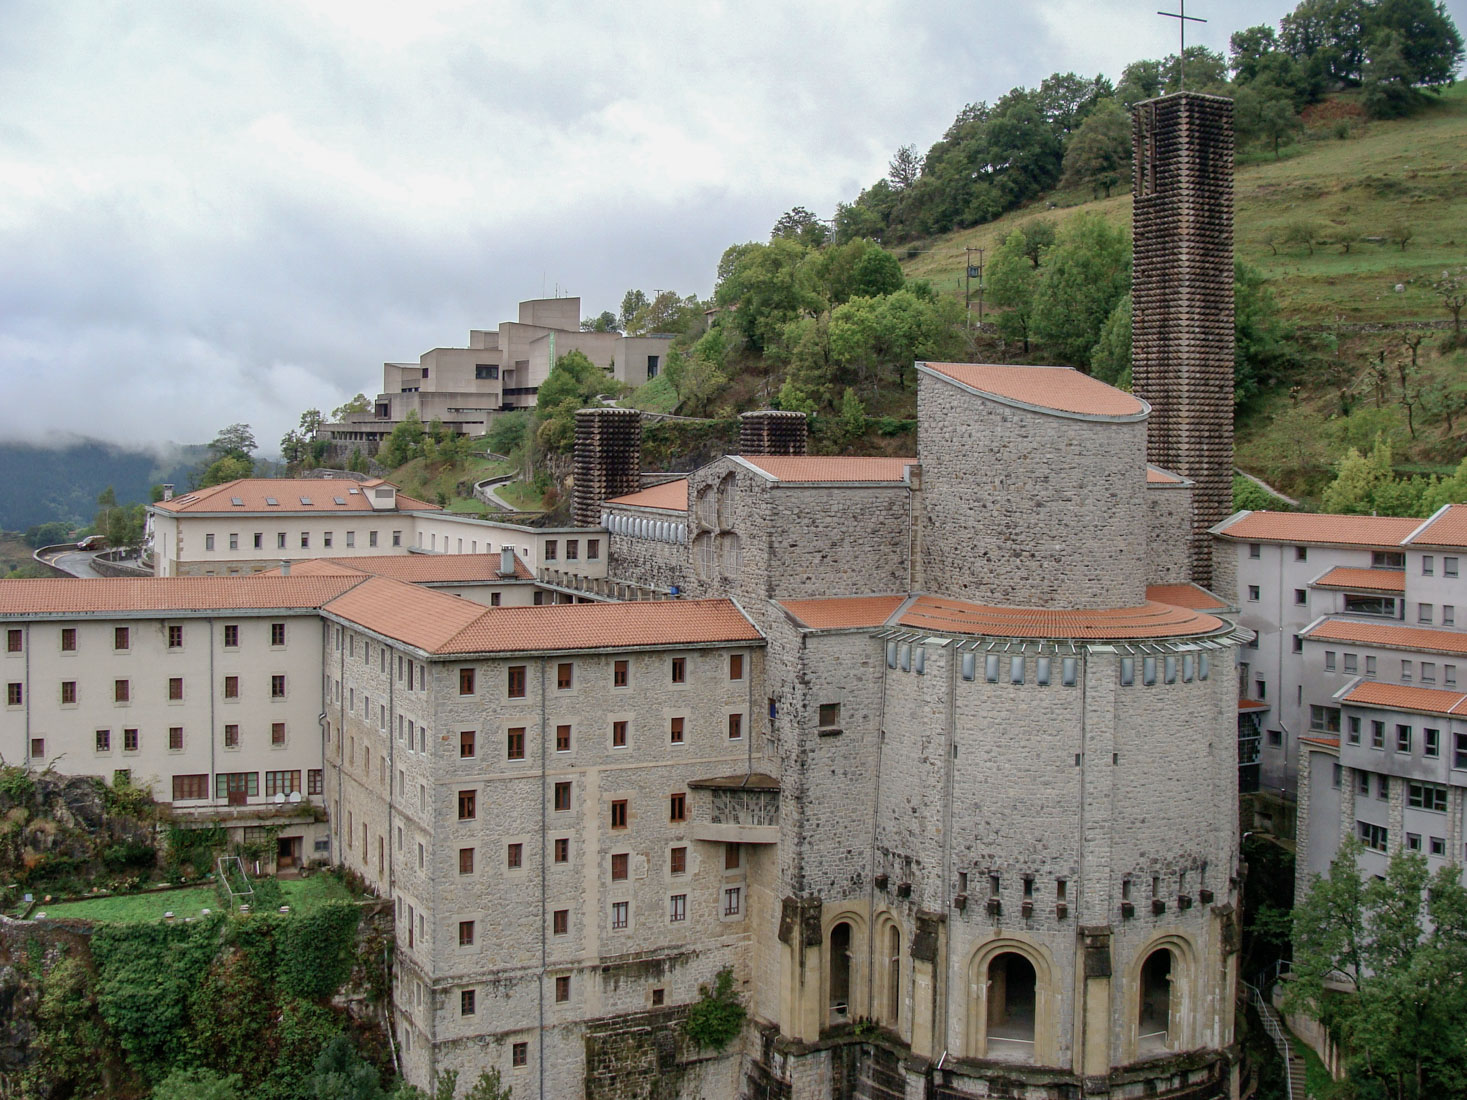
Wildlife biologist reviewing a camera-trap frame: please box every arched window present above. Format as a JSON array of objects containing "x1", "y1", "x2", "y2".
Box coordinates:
[
  {"x1": 829, "y1": 921, "x2": 852, "y2": 1022},
  {"x1": 1139, "y1": 948, "x2": 1173, "y2": 1052},
  {"x1": 885, "y1": 926, "x2": 901, "y2": 1026},
  {"x1": 985, "y1": 952, "x2": 1037, "y2": 1062}
]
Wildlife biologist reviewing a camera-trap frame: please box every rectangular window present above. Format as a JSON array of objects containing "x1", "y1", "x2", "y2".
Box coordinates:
[
  {"x1": 459, "y1": 922, "x2": 475, "y2": 947},
  {"x1": 728, "y1": 713, "x2": 743, "y2": 740},
  {"x1": 322, "y1": 532, "x2": 332, "y2": 548},
  {"x1": 553, "y1": 910, "x2": 569, "y2": 935},
  {"x1": 1420, "y1": 604, "x2": 1434, "y2": 624},
  {"x1": 1293, "y1": 635, "x2": 1304, "y2": 654},
  {"x1": 1309, "y1": 705, "x2": 1341, "y2": 733},
  {"x1": 1371, "y1": 720, "x2": 1385, "y2": 748},
  {"x1": 670, "y1": 894, "x2": 686, "y2": 922},
  {"x1": 60, "y1": 627, "x2": 76, "y2": 651},
  {"x1": 553, "y1": 782, "x2": 571, "y2": 812},
  {"x1": 1324, "y1": 651, "x2": 1336, "y2": 671},
  {"x1": 513, "y1": 1043, "x2": 528, "y2": 1068},
  {"x1": 611, "y1": 853, "x2": 629, "y2": 880},
  {"x1": 4, "y1": 628, "x2": 21, "y2": 653},
  {"x1": 507, "y1": 665, "x2": 526, "y2": 698},
  {"x1": 723, "y1": 887, "x2": 742, "y2": 916},
  {"x1": 730, "y1": 653, "x2": 744, "y2": 680},
  {"x1": 587, "y1": 538, "x2": 600, "y2": 560},
  {"x1": 459, "y1": 668, "x2": 475, "y2": 695},
  {"x1": 271, "y1": 674, "x2": 285, "y2": 698},
  {"x1": 392, "y1": 530, "x2": 401, "y2": 547},
  {"x1": 1448, "y1": 664, "x2": 1458, "y2": 687},
  {"x1": 1430, "y1": 836, "x2": 1446, "y2": 856},
  {"x1": 1295, "y1": 588, "x2": 1307, "y2": 605},
  {"x1": 169, "y1": 726, "x2": 183, "y2": 750},
  {"x1": 1358, "y1": 821, "x2": 1388, "y2": 852},
  {"x1": 167, "y1": 624, "x2": 183, "y2": 649},
  {"x1": 1408, "y1": 832, "x2": 1422, "y2": 851},
  {"x1": 557, "y1": 662, "x2": 573, "y2": 690},
  {"x1": 114, "y1": 679, "x2": 129, "y2": 703},
  {"x1": 345, "y1": 531, "x2": 355, "y2": 548},
  {"x1": 459, "y1": 848, "x2": 474, "y2": 874},
  {"x1": 114, "y1": 626, "x2": 129, "y2": 650},
  {"x1": 1398, "y1": 724, "x2": 1413, "y2": 753},
  {"x1": 1408, "y1": 782, "x2": 1448, "y2": 812},
  {"x1": 460, "y1": 989, "x2": 475, "y2": 1015},
  {"x1": 544, "y1": 539, "x2": 557, "y2": 561},
  {"x1": 4, "y1": 682, "x2": 19, "y2": 707},
  {"x1": 1367, "y1": 656, "x2": 1377, "y2": 676},
  {"x1": 1247, "y1": 585, "x2": 1260, "y2": 601},
  {"x1": 369, "y1": 530, "x2": 378, "y2": 548},
  {"x1": 1296, "y1": 546, "x2": 1308, "y2": 562},
  {"x1": 507, "y1": 842, "x2": 522, "y2": 869},
  {"x1": 460, "y1": 730, "x2": 476, "y2": 758},
  {"x1": 610, "y1": 800, "x2": 628, "y2": 829},
  {"x1": 205, "y1": 533, "x2": 215, "y2": 550},
  {"x1": 1424, "y1": 555, "x2": 1435, "y2": 575},
  {"x1": 225, "y1": 724, "x2": 240, "y2": 747},
  {"x1": 1447, "y1": 557, "x2": 1460, "y2": 577},
  {"x1": 611, "y1": 901, "x2": 628, "y2": 930},
  {"x1": 223, "y1": 624, "x2": 239, "y2": 647},
  {"x1": 122, "y1": 728, "x2": 139, "y2": 753},
  {"x1": 214, "y1": 772, "x2": 259, "y2": 800},
  {"x1": 270, "y1": 622, "x2": 286, "y2": 646},
  {"x1": 1425, "y1": 728, "x2": 1440, "y2": 758},
  {"x1": 265, "y1": 770, "x2": 300, "y2": 796},
  {"x1": 670, "y1": 846, "x2": 687, "y2": 874},
  {"x1": 612, "y1": 720, "x2": 628, "y2": 747},
  {"x1": 566, "y1": 540, "x2": 578, "y2": 561},
  {"x1": 458, "y1": 790, "x2": 477, "y2": 820},
  {"x1": 669, "y1": 717, "x2": 685, "y2": 744},
  {"x1": 166, "y1": 676, "x2": 183, "y2": 700},
  {"x1": 300, "y1": 533, "x2": 309, "y2": 549},
  {"x1": 555, "y1": 976, "x2": 570, "y2": 1002},
  {"x1": 1378, "y1": 774, "x2": 1390, "y2": 800},
  {"x1": 1402, "y1": 660, "x2": 1413, "y2": 683},
  {"x1": 507, "y1": 727, "x2": 525, "y2": 760},
  {"x1": 1347, "y1": 716, "x2": 1361, "y2": 744},
  {"x1": 556, "y1": 724, "x2": 571, "y2": 752},
  {"x1": 671, "y1": 657, "x2": 686, "y2": 684},
  {"x1": 554, "y1": 837, "x2": 569, "y2": 863},
  {"x1": 95, "y1": 729, "x2": 110, "y2": 752},
  {"x1": 253, "y1": 533, "x2": 262, "y2": 549},
  {"x1": 725, "y1": 843, "x2": 740, "y2": 870},
  {"x1": 669, "y1": 792, "x2": 686, "y2": 822},
  {"x1": 277, "y1": 533, "x2": 286, "y2": 549},
  {"x1": 1249, "y1": 542, "x2": 1261, "y2": 558},
  {"x1": 1372, "y1": 550, "x2": 1404, "y2": 569},
  {"x1": 614, "y1": 659, "x2": 628, "y2": 687},
  {"x1": 308, "y1": 769, "x2": 322, "y2": 795},
  {"x1": 172, "y1": 774, "x2": 208, "y2": 800},
  {"x1": 1344, "y1": 653, "x2": 1358, "y2": 673},
  {"x1": 1446, "y1": 605, "x2": 1457, "y2": 626}
]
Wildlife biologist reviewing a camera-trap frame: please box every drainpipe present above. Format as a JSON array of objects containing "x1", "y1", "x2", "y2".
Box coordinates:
[
  {"x1": 209, "y1": 619, "x2": 217, "y2": 803},
  {"x1": 538, "y1": 657, "x2": 548, "y2": 1100},
  {"x1": 938, "y1": 640, "x2": 957, "y2": 1059},
  {"x1": 865, "y1": 638, "x2": 888, "y2": 1023},
  {"x1": 22, "y1": 624, "x2": 31, "y2": 765}
]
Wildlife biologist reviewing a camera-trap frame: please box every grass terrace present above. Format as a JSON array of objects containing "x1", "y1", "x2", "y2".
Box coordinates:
[{"x1": 35, "y1": 873, "x2": 352, "y2": 922}]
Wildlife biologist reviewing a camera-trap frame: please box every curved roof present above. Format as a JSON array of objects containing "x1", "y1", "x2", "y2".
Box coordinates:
[
  {"x1": 605, "y1": 479, "x2": 689, "y2": 511},
  {"x1": 920, "y1": 362, "x2": 1147, "y2": 420},
  {"x1": 898, "y1": 595, "x2": 1225, "y2": 640}
]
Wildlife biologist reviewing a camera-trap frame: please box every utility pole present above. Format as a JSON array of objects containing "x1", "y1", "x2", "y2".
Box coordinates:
[
  {"x1": 975, "y1": 247, "x2": 985, "y2": 323},
  {"x1": 964, "y1": 247, "x2": 975, "y2": 329}
]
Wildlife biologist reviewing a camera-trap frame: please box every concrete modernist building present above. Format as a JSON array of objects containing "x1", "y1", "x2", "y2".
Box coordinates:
[
  {"x1": 1214, "y1": 507, "x2": 1467, "y2": 901},
  {"x1": 319, "y1": 297, "x2": 675, "y2": 456}
]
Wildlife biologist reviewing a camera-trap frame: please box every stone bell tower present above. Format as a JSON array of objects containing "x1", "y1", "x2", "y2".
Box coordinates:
[{"x1": 1131, "y1": 92, "x2": 1234, "y2": 589}]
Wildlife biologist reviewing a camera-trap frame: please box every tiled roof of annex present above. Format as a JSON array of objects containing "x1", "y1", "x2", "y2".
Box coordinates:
[
  {"x1": 1302, "y1": 617, "x2": 1467, "y2": 656},
  {"x1": 921, "y1": 362, "x2": 1147, "y2": 419},
  {"x1": 152, "y1": 478, "x2": 437, "y2": 514},
  {"x1": 1213, "y1": 510, "x2": 1421, "y2": 547},
  {"x1": 321, "y1": 577, "x2": 763, "y2": 655},
  {"x1": 604, "y1": 480, "x2": 690, "y2": 511},
  {"x1": 775, "y1": 592, "x2": 1227, "y2": 640},
  {"x1": 0, "y1": 575, "x2": 365, "y2": 616},
  {"x1": 1338, "y1": 680, "x2": 1467, "y2": 716},
  {"x1": 1147, "y1": 465, "x2": 1188, "y2": 485},
  {"x1": 1311, "y1": 567, "x2": 1405, "y2": 593},
  {"x1": 736, "y1": 457, "x2": 912, "y2": 483},
  {"x1": 269, "y1": 553, "x2": 534, "y2": 582},
  {"x1": 1145, "y1": 583, "x2": 1230, "y2": 611},
  {"x1": 1404, "y1": 504, "x2": 1467, "y2": 549}
]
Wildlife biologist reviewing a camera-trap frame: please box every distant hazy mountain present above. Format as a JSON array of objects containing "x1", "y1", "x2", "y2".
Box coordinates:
[{"x1": 0, "y1": 440, "x2": 205, "y2": 531}]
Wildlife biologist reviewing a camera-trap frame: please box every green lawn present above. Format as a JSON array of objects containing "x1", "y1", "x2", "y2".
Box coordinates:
[{"x1": 36, "y1": 874, "x2": 352, "y2": 923}]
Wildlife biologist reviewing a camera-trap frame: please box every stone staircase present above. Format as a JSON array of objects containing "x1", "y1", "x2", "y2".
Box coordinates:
[{"x1": 1250, "y1": 982, "x2": 1308, "y2": 1100}]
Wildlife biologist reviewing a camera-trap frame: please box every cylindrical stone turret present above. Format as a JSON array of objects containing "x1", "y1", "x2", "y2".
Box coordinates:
[
  {"x1": 739, "y1": 410, "x2": 808, "y2": 456},
  {"x1": 573, "y1": 408, "x2": 641, "y2": 528}
]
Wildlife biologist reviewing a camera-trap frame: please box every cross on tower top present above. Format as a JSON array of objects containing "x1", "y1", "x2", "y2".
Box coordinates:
[{"x1": 1158, "y1": 1, "x2": 1207, "y2": 90}]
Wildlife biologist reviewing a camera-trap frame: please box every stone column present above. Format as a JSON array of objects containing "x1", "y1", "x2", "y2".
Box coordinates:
[{"x1": 573, "y1": 408, "x2": 641, "y2": 527}]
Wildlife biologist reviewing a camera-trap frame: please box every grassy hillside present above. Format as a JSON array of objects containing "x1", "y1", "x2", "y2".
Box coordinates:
[{"x1": 900, "y1": 85, "x2": 1467, "y2": 327}]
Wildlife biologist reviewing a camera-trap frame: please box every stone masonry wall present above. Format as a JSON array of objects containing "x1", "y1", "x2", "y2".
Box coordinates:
[
  {"x1": 1148, "y1": 484, "x2": 1195, "y2": 586},
  {"x1": 917, "y1": 373, "x2": 1150, "y2": 609}
]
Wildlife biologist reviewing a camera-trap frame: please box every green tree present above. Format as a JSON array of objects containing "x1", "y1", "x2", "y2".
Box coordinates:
[
  {"x1": 714, "y1": 238, "x2": 821, "y2": 351},
  {"x1": 1370, "y1": 0, "x2": 1465, "y2": 90},
  {"x1": 379, "y1": 410, "x2": 427, "y2": 468},
  {"x1": 986, "y1": 229, "x2": 1043, "y2": 352},
  {"x1": 300, "y1": 408, "x2": 324, "y2": 437},
  {"x1": 1031, "y1": 213, "x2": 1131, "y2": 367},
  {"x1": 1234, "y1": 260, "x2": 1292, "y2": 405},
  {"x1": 210, "y1": 423, "x2": 257, "y2": 462},
  {"x1": 770, "y1": 206, "x2": 829, "y2": 248},
  {"x1": 306, "y1": 1035, "x2": 384, "y2": 1100},
  {"x1": 581, "y1": 310, "x2": 619, "y2": 332},
  {"x1": 1363, "y1": 29, "x2": 1420, "y2": 117},
  {"x1": 1430, "y1": 267, "x2": 1467, "y2": 337},
  {"x1": 619, "y1": 290, "x2": 649, "y2": 330},
  {"x1": 199, "y1": 454, "x2": 253, "y2": 488},
  {"x1": 331, "y1": 394, "x2": 371, "y2": 420},
  {"x1": 1060, "y1": 99, "x2": 1131, "y2": 198},
  {"x1": 533, "y1": 350, "x2": 608, "y2": 457},
  {"x1": 887, "y1": 144, "x2": 923, "y2": 189},
  {"x1": 1090, "y1": 294, "x2": 1132, "y2": 386},
  {"x1": 152, "y1": 1067, "x2": 244, "y2": 1100}
]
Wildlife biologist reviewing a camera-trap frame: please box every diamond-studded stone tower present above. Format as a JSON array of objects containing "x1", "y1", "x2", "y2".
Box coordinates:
[
  {"x1": 573, "y1": 407, "x2": 641, "y2": 527},
  {"x1": 738, "y1": 409, "x2": 808, "y2": 456},
  {"x1": 1131, "y1": 92, "x2": 1234, "y2": 588}
]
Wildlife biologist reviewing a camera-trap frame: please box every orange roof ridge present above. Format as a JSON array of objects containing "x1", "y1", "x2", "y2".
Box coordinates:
[
  {"x1": 438, "y1": 598, "x2": 762, "y2": 655},
  {"x1": 896, "y1": 594, "x2": 1225, "y2": 640},
  {"x1": 1304, "y1": 618, "x2": 1467, "y2": 656},
  {"x1": 778, "y1": 595, "x2": 907, "y2": 630},
  {"x1": 1311, "y1": 566, "x2": 1405, "y2": 593},
  {"x1": 1340, "y1": 679, "x2": 1467, "y2": 716},
  {"x1": 154, "y1": 477, "x2": 440, "y2": 514},
  {"x1": 1404, "y1": 503, "x2": 1467, "y2": 549},
  {"x1": 1145, "y1": 583, "x2": 1230, "y2": 611},
  {"x1": 606, "y1": 480, "x2": 690, "y2": 511},
  {"x1": 0, "y1": 575, "x2": 366, "y2": 615},
  {"x1": 736, "y1": 457, "x2": 912, "y2": 484},
  {"x1": 920, "y1": 362, "x2": 1147, "y2": 419}
]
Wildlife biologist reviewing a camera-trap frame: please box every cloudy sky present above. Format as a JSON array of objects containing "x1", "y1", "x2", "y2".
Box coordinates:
[{"x1": 2, "y1": 0, "x2": 1461, "y2": 454}]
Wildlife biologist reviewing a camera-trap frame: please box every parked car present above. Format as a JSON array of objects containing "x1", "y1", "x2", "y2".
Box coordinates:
[{"x1": 76, "y1": 535, "x2": 106, "y2": 550}]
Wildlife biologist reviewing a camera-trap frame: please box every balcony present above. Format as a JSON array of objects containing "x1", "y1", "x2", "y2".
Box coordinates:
[{"x1": 690, "y1": 773, "x2": 780, "y2": 844}]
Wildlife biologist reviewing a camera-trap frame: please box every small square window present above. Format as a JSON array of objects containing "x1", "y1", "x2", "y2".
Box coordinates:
[
  {"x1": 614, "y1": 659, "x2": 629, "y2": 687},
  {"x1": 1407, "y1": 832, "x2": 1422, "y2": 851},
  {"x1": 1248, "y1": 543, "x2": 1261, "y2": 558},
  {"x1": 555, "y1": 976, "x2": 570, "y2": 1002},
  {"x1": 1447, "y1": 557, "x2": 1460, "y2": 577},
  {"x1": 30, "y1": 737, "x2": 44, "y2": 758},
  {"x1": 1431, "y1": 836, "x2": 1446, "y2": 856},
  {"x1": 554, "y1": 837, "x2": 569, "y2": 863},
  {"x1": 556, "y1": 724, "x2": 572, "y2": 752},
  {"x1": 671, "y1": 657, "x2": 686, "y2": 684},
  {"x1": 459, "y1": 668, "x2": 476, "y2": 695},
  {"x1": 557, "y1": 662, "x2": 573, "y2": 690},
  {"x1": 96, "y1": 729, "x2": 111, "y2": 752},
  {"x1": 459, "y1": 921, "x2": 475, "y2": 946},
  {"x1": 1294, "y1": 589, "x2": 1307, "y2": 606},
  {"x1": 818, "y1": 702, "x2": 840, "y2": 728},
  {"x1": 670, "y1": 846, "x2": 687, "y2": 874},
  {"x1": 512, "y1": 1042, "x2": 528, "y2": 1067},
  {"x1": 225, "y1": 724, "x2": 239, "y2": 748},
  {"x1": 460, "y1": 730, "x2": 476, "y2": 758},
  {"x1": 669, "y1": 717, "x2": 685, "y2": 744},
  {"x1": 1296, "y1": 546, "x2": 1308, "y2": 561},
  {"x1": 458, "y1": 790, "x2": 477, "y2": 820}
]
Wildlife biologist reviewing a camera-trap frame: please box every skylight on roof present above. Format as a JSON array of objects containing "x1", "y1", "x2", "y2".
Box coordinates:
[
  {"x1": 230, "y1": 497, "x2": 244, "y2": 506},
  {"x1": 299, "y1": 497, "x2": 313, "y2": 506},
  {"x1": 333, "y1": 497, "x2": 347, "y2": 505},
  {"x1": 348, "y1": 488, "x2": 361, "y2": 495},
  {"x1": 265, "y1": 497, "x2": 279, "y2": 506}
]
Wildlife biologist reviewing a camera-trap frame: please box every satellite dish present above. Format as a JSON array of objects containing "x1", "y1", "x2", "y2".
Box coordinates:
[
  {"x1": 273, "y1": 793, "x2": 286, "y2": 805},
  {"x1": 288, "y1": 791, "x2": 302, "y2": 803}
]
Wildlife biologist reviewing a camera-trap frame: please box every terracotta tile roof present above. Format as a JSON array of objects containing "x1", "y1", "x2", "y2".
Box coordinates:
[
  {"x1": 605, "y1": 480, "x2": 689, "y2": 511},
  {"x1": 1312, "y1": 567, "x2": 1405, "y2": 594},
  {"x1": 1146, "y1": 583, "x2": 1230, "y2": 611},
  {"x1": 922, "y1": 362, "x2": 1147, "y2": 418},
  {"x1": 322, "y1": 576, "x2": 490, "y2": 652},
  {"x1": 0, "y1": 576, "x2": 364, "y2": 615},
  {"x1": 271, "y1": 553, "x2": 534, "y2": 582},
  {"x1": 153, "y1": 478, "x2": 437, "y2": 514},
  {"x1": 1303, "y1": 618, "x2": 1467, "y2": 656},
  {"x1": 1213, "y1": 510, "x2": 1420, "y2": 547},
  {"x1": 1147, "y1": 465, "x2": 1186, "y2": 484},
  {"x1": 1238, "y1": 699, "x2": 1271, "y2": 711},
  {"x1": 1404, "y1": 504, "x2": 1467, "y2": 548},
  {"x1": 437, "y1": 598, "x2": 762, "y2": 655},
  {"x1": 778, "y1": 595, "x2": 907, "y2": 630},
  {"x1": 737, "y1": 457, "x2": 912, "y2": 483},
  {"x1": 1300, "y1": 736, "x2": 1339, "y2": 748},
  {"x1": 1339, "y1": 680, "x2": 1467, "y2": 716},
  {"x1": 897, "y1": 595, "x2": 1226, "y2": 640}
]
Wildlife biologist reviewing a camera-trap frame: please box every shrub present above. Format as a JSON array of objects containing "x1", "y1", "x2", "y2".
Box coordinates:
[{"x1": 683, "y1": 967, "x2": 745, "y2": 1050}]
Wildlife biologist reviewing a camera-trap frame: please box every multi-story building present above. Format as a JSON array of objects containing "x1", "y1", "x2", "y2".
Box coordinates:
[
  {"x1": 1215, "y1": 506, "x2": 1467, "y2": 895},
  {"x1": 320, "y1": 297, "x2": 676, "y2": 455}
]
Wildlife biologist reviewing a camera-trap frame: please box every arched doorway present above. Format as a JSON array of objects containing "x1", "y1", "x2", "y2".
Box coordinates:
[
  {"x1": 1138, "y1": 948, "x2": 1173, "y2": 1053},
  {"x1": 885, "y1": 925, "x2": 901, "y2": 1027},
  {"x1": 829, "y1": 921, "x2": 852, "y2": 1023},
  {"x1": 985, "y1": 952, "x2": 1037, "y2": 1062}
]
